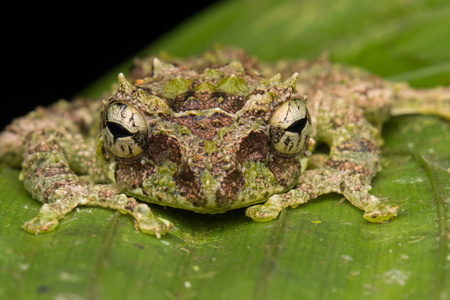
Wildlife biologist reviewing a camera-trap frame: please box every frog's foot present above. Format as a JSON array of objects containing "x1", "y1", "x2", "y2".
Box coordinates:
[
  {"x1": 245, "y1": 201, "x2": 283, "y2": 222},
  {"x1": 91, "y1": 190, "x2": 174, "y2": 237},
  {"x1": 22, "y1": 204, "x2": 59, "y2": 234},
  {"x1": 22, "y1": 194, "x2": 174, "y2": 237},
  {"x1": 362, "y1": 200, "x2": 398, "y2": 223},
  {"x1": 137, "y1": 217, "x2": 173, "y2": 238},
  {"x1": 130, "y1": 203, "x2": 173, "y2": 238}
]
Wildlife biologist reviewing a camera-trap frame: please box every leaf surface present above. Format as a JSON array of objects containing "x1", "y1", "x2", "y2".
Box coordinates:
[{"x1": 1, "y1": 1, "x2": 449, "y2": 299}]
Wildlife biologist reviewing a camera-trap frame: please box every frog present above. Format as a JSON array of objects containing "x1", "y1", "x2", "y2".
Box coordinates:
[{"x1": 0, "y1": 46, "x2": 448, "y2": 238}]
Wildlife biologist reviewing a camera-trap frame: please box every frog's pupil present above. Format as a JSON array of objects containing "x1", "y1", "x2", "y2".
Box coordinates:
[
  {"x1": 106, "y1": 122, "x2": 133, "y2": 138},
  {"x1": 285, "y1": 117, "x2": 307, "y2": 134}
]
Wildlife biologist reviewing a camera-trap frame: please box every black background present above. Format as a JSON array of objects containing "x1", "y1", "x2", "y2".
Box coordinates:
[{"x1": 2, "y1": 1, "x2": 220, "y2": 130}]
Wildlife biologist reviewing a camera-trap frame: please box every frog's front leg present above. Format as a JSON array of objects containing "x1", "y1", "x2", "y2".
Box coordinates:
[
  {"x1": 21, "y1": 129, "x2": 172, "y2": 237},
  {"x1": 246, "y1": 168, "x2": 398, "y2": 223},
  {"x1": 247, "y1": 92, "x2": 398, "y2": 223}
]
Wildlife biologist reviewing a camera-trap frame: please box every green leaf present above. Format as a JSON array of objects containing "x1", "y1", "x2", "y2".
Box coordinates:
[{"x1": 1, "y1": 1, "x2": 449, "y2": 299}]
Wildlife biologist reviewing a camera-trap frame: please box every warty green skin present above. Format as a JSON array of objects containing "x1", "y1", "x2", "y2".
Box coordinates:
[
  {"x1": 97, "y1": 66, "x2": 307, "y2": 214},
  {"x1": 0, "y1": 47, "x2": 448, "y2": 237}
]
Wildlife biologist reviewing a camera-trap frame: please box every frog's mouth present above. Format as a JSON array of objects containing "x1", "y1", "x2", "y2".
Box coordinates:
[{"x1": 116, "y1": 156, "x2": 302, "y2": 214}]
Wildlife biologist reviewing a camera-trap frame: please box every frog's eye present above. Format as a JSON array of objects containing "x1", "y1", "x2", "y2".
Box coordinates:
[
  {"x1": 269, "y1": 99, "x2": 311, "y2": 158},
  {"x1": 101, "y1": 102, "x2": 148, "y2": 158}
]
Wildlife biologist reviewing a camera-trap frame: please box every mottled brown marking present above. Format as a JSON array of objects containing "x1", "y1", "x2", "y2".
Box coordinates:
[
  {"x1": 268, "y1": 156, "x2": 301, "y2": 187},
  {"x1": 325, "y1": 159, "x2": 372, "y2": 178},
  {"x1": 111, "y1": 135, "x2": 181, "y2": 190},
  {"x1": 173, "y1": 166, "x2": 204, "y2": 207},
  {"x1": 146, "y1": 135, "x2": 181, "y2": 164},
  {"x1": 171, "y1": 91, "x2": 247, "y2": 114},
  {"x1": 331, "y1": 110, "x2": 363, "y2": 127},
  {"x1": 236, "y1": 131, "x2": 269, "y2": 163},
  {"x1": 298, "y1": 183, "x2": 316, "y2": 200},
  {"x1": 43, "y1": 179, "x2": 86, "y2": 199},
  {"x1": 35, "y1": 161, "x2": 71, "y2": 177},
  {"x1": 27, "y1": 139, "x2": 61, "y2": 155},
  {"x1": 27, "y1": 143, "x2": 53, "y2": 155},
  {"x1": 98, "y1": 189, "x2": 118, "y2": 200},
  {"x1": 215, "y1": 170, "x2": 244, "y2": 209},
  {"x1": 337, "y1": 138, "x2": 379, "y2": 154},
  {"x1": 115, "y1": 166, "x2": 154, "y2": 190},
  {"x1": 173, "y1": 113, "x2": 234, "y2": 141}
]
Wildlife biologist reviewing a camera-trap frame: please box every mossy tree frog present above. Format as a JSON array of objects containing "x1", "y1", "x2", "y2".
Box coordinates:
[{"x1": 0, "y1": 47, "x2": 448, "y2": 237}]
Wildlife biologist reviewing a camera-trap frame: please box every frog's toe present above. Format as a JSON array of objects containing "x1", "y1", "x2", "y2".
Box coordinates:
[
  {"x1": 22, "y1": 217, "x2": 59, "y2": 234},
  {"x1": 364, "y1": 205, "x2": 398, "y2": 223},
  {"x1": 137, "y1": 217, "x2": 173, "y2": 238},
  {"x1": 22, "y1": 204, "x2": 59, "y2": 234},
  {"x1": 245, "y1": 203, "x2": 281, "y2": 222}
]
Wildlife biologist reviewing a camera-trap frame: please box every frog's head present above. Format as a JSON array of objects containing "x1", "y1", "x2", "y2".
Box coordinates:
[{"x1": 98, "y1": 57, "x2": 311, "y2": 213}]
